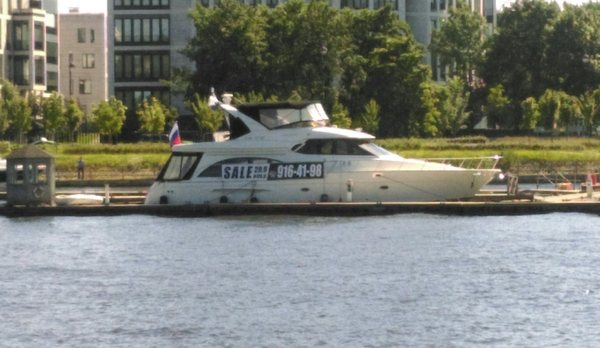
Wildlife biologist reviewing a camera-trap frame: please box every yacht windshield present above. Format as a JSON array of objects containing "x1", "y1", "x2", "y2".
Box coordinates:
[
  {"x1": 259, "y1": 104, "x2": 329, "y2": 129},
  {"x1": 158, "y1": 153, "x2": 203, "y2": 181},
  {"x1": 359, "y1": 143, "x2": 401, "y2": 157}
]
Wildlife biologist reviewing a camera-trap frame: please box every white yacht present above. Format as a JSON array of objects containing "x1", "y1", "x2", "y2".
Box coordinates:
[{"x1": 145, "y1": 96, "x2": 500, "y2": 205}]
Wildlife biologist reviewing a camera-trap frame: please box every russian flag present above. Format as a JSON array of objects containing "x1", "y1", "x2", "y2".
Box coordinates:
[{"x1": 169, "y1": 121, "x2": 182, "y2": 147}]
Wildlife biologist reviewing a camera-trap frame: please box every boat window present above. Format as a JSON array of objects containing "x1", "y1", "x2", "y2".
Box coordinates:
[
  {"x1": 359, "y1": 143, "x2": 400, "y2": 157},
  {"x1": 258, "y1": 104, "x2": 329, "y2": 129},
  {"x1": 295, "y1": 139, "x2": 374, "y2": 156},
  {"x1": 198, "y1": 158, "x2": 280, "y2": 178},
  {"x1": 157, "y1": 153, "x2": 202, "y2": 181}
]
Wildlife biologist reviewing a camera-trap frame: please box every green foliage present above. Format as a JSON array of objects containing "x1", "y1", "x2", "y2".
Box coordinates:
[
  {"x1": 185, "y1": 1, "x2": 427, "y2": 137},
  {"x1": 8, "y1": 96, "x2": 32, "y2": 143},
  {"x1": 579, "y1": 87, "x2": 600, "y2": 131},
  {"x1": 482, "y1": 0, "x2": 561, "y2": 103},
  {"x1": 485, "y1": 84, "x2": 510, "y2": 128},
  {"x1": 64, "y1": 98, "x2": 84, "y2": 141},
  {"x1": 429, "y1": 5, "x2": 486, "y2": 84},
  {"x1": 539, "y1": 89, "x2": 584, "y2": 129},
  {"x1": 543, "y1": 4, "x2": 600, "y2": 96},
  {"x1": 42, "y1": 92, "x2": 65, "y2": 140},
  {"x1": 520, "y1": 97, "x2": 541, "y2": 130},
  {"x1": 92, "y1": 97, "x2": 127, "y2": 137},
  {"x1": 0, "y1": 80, "x2": 32, "y2": 141},
  {"x1": 136, "y1": 96, "x2": 167, "y2": 135},
  {"x1": 186, "y1": 0, "x2": 267, "y2": 96},
  {"x1": 360, "y1": 99, "x2": 380, "y2": 135},
  {"x1": 330, "y1": 100, "x2": 352, "y2": 129},
  {"x1": 419, "y1": 78, "x2": 470, "y2": 137},
  {"x1": 188, "y1": 93, "x2": 223, "y2": 134}
]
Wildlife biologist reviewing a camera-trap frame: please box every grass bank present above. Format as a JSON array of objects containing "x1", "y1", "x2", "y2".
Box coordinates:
[
  {"x1": 377, "y1": 136, "x2": 600, "y2": 174},
  {"x1": 2, "y1": 137, "x2": 600, "y2": 180}
]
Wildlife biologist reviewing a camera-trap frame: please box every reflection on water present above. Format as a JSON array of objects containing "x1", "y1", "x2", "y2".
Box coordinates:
[{"x1": 1, "y1": 213, "x2": 600, "y2": 346}]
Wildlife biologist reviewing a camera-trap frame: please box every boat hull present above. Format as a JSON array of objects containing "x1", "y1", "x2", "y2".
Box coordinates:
[{"x1": 145, "y1": 167, "x2": 499, "y2": 205}]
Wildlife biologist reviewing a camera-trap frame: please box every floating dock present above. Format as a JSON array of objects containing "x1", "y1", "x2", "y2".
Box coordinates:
[
  {"x1": 2, "y1": 181, "x2": 600, "y2": 217},
  {"x1": 2, "y1": 200, "x2": 600, "y2": 217}
]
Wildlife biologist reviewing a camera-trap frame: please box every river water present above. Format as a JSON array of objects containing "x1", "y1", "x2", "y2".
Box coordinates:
[{"x1": 1, "y1": 213, "x2": 600, "y2": 347}]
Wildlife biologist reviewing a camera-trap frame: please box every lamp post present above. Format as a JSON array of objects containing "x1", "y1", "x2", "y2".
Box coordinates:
[{"x1": 68, "y1": 52, "x2": 75, "y2": 98}]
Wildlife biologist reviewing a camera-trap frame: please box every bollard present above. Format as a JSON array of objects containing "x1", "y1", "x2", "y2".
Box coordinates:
[
  {"x1": 586, "y1": 173, "x2": 593, "y2": 199},
  {"x1": 346, "y1": 179, "x2": 353, "y2": 202},
  {"x1": 104, "y1": 183, "x2": 110, "y2": 205}
]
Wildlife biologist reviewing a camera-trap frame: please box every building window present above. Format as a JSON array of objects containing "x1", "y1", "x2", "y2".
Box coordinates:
[
  {"x1": 115, "y1": 0, "x2": 169, "y2": 8},
  {"x1": 115, "y1": 16, "x2": 170, "y2": 45},
  {"x1": 13, "y1": 56, "x2": 30, "y2": 85},
  {"x1": 90, "y1": 29, "x2": 95, "y2": 43},
  {"x1": 82, "y1": 53, "x2": 95, "y2": 68},
  {"x1": 201, "y1": 0, "x2": 210, "y2": 6},
  {"x1": 78, "y1": 28, "x2": 86, "y2": 43},
  {"x1": 341, "y1": 0, "x2": 368, "y2": 9},
  {"x1": 13, "y1": 21, "x2": 29, "y2": 51},
  {"x1": 34, "y1": 22, "x2": 44, "y2": 50},
  {"x1": 431, "y1": 0, "x2": 437, "y2": 11},
  {"x1": 35, "y1": 57, "x2": 45, "y2": 85},
  {"x1": 115, "y1": 51, "x2": 170, "y2": 81},
  {"x1": 440, "y1": 0, "x2": 445, "y2": 10},
  {"x1": 374, "y1": 0, "x2": 397, "y2": 10},
  {"x1": 115, "y1": 19, "x2": 122, "y2": 43},
  {"x1": 47, "y1": 42, "x2": 58, "y2": 64},
  {"x1": 160, "y1": 18, "x2": 169, "y2": 42},
  {"x1": 79, "y1": 80, "x2": 92, "y2": 94},
  {"x1": 47, "y1": 71, "x2": 58, "y2": 92}
]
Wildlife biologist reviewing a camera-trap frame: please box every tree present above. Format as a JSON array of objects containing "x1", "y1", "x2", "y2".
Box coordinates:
[
  {"x1": 429, "y1": 3, "x2": 487, "y2": 84},
  {"x1": 263, "y1": 0, "x2": 345, "y2": 105},
  {"x1": 8, "y1": 96, "x2": 32, "y2": 144},
  {"x1": 482, "y1": 1, "x2": 560, "y2": 103},
  {"x1": 543, "y1": 4, "x2": 600, "y2": 96},
  {"x1": 42, "y1": 92, "x2": 65, "y2": 140},
  {"x1": 330, "y1": 100, "x2": 352, "y2": 129},
  {"x1": 92, "y1": 97, "x2": 127, "y2": 142},
  {"x1": 0, "y1": 80, "x2": 21, "y2": 137},
  {"x1": 360, "y1": 99, "x2": 380, "y2": 135},
  {"x1": 338, "y1": 7, "x2": 428, "y2": 136},
  {"x1": 188, "y1": 93, "x2": 223, "y2": 136},
  {"x1": 579, "y1": 87, "x2": 600, "y2": 133},
  {"x1": 538, "y1": 89, "x2": 563, "y2": 130},
  {"x1": 419, "y1": 81, "x2": 442, "y2": 137},
  {"x1": 185, "y1": 0, "x2": 267, "y2": 96},
  {"x1": 137, "y1": 96, "x2": 167, "y2": 136},
  {"x1": 418, "y1": 77, "x2": 470, "y2": 137},
  {"x1": 558, "y1": 93, "x2": 582, "y2": 130},
  {"x1": 484, "y1": 84, "x2": 510, "y2": 129},
  {"x1": 520, "y1": 97, "x2": 541, "y2": 131},
  {"x1": 64, "y1": 98, "x2": 84, "y2": 142}
]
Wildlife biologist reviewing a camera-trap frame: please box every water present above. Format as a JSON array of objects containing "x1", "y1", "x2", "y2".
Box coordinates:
[{"x1": 2, "y1": 213, "x2": 600, "y2": 347}]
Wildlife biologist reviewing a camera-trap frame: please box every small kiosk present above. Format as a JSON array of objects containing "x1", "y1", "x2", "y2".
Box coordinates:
[{"x1": 6, "y1": 145, "x2": 55, "y2": 206}]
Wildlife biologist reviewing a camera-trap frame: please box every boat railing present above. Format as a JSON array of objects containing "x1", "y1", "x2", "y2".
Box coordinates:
[{"x1": 422, "y1": 155, "x2": 501, "y2": 170}]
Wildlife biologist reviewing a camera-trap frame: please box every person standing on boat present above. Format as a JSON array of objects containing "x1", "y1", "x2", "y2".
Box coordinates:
[{"x1": 77, "y1": 157, "x2": 85, "y2": 180}]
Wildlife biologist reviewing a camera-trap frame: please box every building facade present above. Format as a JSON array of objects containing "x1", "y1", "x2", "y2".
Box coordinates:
[
  {"x1": 107, "y1": 0, "x2": 196, "y2": 138},
  {"x1": 58, "y1": 12, "x2": 107, "y2": 121},
  {"x1": 0, "y1": 0, "x2": 59, "y2": 95}
]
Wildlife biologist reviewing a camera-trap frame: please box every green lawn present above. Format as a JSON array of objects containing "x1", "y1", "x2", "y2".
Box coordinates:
[{"x1": 2, "y1": 137, "x2": 600, "y2": 179}]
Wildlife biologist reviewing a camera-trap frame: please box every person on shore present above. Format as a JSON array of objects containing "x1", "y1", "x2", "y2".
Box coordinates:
[{"x1": 77, "y1": 157, "x2": 85, "y2": 180}]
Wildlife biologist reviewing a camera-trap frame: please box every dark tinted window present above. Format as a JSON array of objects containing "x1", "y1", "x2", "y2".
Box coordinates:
[{"x1": 295, "y1": 139, "x2": 373, "y2": 156}]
